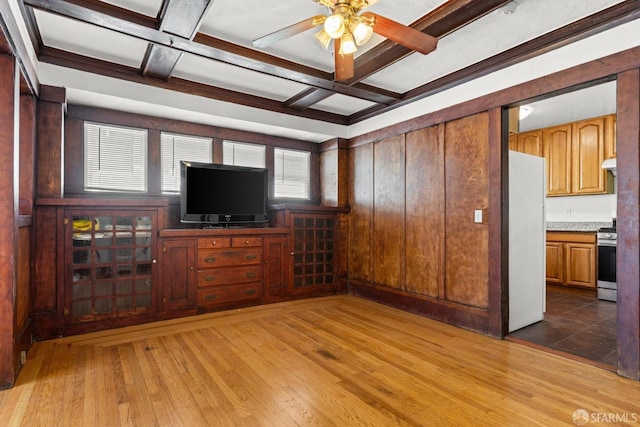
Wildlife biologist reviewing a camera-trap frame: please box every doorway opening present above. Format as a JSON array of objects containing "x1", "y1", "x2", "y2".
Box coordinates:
[{"x1": 506, "y1": 80, "x2": 617, "y2": 370}]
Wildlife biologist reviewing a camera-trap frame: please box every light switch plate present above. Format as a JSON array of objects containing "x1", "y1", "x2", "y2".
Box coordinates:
[{"x1": 474, "y1": 210, "x2": 483, "y2": 223}]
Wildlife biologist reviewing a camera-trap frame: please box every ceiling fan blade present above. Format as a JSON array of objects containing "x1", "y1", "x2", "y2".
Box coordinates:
[
  {"x1": 362, "y1": 12, "x2": 437, "y2": 55},
  {"x1": 334, "y1": 39, "x2": 354, "y2": 81},
  {"x1": 253, "y1": 16, "x2": 322, "y2": 49}
]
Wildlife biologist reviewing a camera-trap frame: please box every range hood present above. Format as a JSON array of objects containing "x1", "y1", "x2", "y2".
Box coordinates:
[{"x1": 602, "y1": 158, "x2": 617, "y2": 176}]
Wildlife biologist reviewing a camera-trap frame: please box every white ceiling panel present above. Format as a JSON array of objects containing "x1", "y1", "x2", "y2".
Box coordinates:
[
  {"x1": 312, "y1": 94, "x2": 377, "y2": 116},
  {"x1": 173, "y1": 52, "x2": 310, "y2": 101},
  {"x1": 34, "y1": 9, "x2": 149, "y2": 68}
]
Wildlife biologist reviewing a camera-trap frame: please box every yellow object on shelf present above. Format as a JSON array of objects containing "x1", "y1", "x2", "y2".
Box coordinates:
[{"x1": 73, "y1": 218, "x2": 100, "y2": 231}]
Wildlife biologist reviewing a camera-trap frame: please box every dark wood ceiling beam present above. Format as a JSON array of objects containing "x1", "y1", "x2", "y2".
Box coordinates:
[
  {"x1": 24, "y1": 0, "x2": 401, "y2": 105},
  {"x1": 38, "y1": 46, "x2": 349, "y2": 125},
  {"x1": 61, "y1": 0, "x2": 158, "y2": 28},
  {"x1": 349, "y1": 0, "x2": 640, "y2": 123},
  {"x1": 285, "y1": 88, "x2": 335, "y2": 110},
  {"x1": 142, "y1": 0, "x2": 213, "y2": 80}
]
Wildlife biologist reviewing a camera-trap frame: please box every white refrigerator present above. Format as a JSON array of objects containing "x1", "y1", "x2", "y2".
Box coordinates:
[{"x1": 508, "y1": 151, "x2": 546, "y2": 332}]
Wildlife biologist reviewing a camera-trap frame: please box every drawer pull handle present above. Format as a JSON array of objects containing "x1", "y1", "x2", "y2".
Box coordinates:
[
  {"x1": 246, "y1": 272, "x2": 257, "y2": 278},
  {"x1": 205, "y1": 275, "x2": 216, "y2": 282},
  {"x1": 212, "y1": 241, "x2": 217, "y2": 246},
  {"x1": 245, "y1": 240, "x2": 250, "y2": 245},
  {"x1": 204, "y1": 256, "x2": 217, "y2": 263},
  {"x1": 245, "y1": 254, "x2": 257, "y2": 261},
  {"x1": 245, "y1": 289, "x2": 256, "y2": 295},
  {"x1": 205, "y1": 294, "x2": 217, "y2": 301}
]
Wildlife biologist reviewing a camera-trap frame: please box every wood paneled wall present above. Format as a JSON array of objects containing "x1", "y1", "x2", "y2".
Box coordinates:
[
  {"x1": 347, "y1": 112, "x2": 491, "y2": 333},
  {"x1": 405, "y1": 125, "x2": 444, "y2": 298},
  {"x1": 373, "y1": 135, "x2": 406, "y2": 289},
  {"x1": 348, "y1": 143, "x2": 374, "y2": 282},
  {"x1": 444, "y1": 113, "x2": 489, "y2": 309}
]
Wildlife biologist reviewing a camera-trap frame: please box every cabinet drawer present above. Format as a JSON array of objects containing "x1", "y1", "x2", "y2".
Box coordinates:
[
  {"x1": 197, "y1": 248, "x2": 262, "y2": 268},
  {"x1": 547, "y1": 232, "x2": 596, "y2": 244},
  {"x1": 197, "y1": 265, "x2": 263, "y2": 287},
  {"x1": 197, "y1": 237, "x2": 231, "y2": 249},
  {"x1": 232, "y1": 237, "x2": 262, "y2": 247},
  {"x1": 197, "y1": 284, "x2": 263, "y2": 307}
]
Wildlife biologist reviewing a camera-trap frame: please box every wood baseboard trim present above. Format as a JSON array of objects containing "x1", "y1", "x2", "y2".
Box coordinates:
[{"x1": 348, "y1": 281, "x2": 489, "y2": 334}]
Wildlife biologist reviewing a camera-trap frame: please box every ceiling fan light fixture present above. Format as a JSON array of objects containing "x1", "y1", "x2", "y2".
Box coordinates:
[
  {"x1": 339, "y1": 32, "x2": 357, "y2": 55},
  {"x1": 351, "y1": 18, "x2": 373, "y2": 46},
  {"x1": 324, "y1": 13, "x2": 346, "y2": 38},
  {"x1": 314, "y1": 29, "x2": 332, "y2": 50}
]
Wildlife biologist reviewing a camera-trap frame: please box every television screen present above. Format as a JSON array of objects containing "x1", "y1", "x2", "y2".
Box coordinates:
[{"x1": 180, "y1": 161, "x2": 268, "y2": 226}]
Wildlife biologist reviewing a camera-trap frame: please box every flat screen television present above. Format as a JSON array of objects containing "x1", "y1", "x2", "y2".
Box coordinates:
[{"x1": 180, "y1": 161, "x2": 269, "y2": 227}]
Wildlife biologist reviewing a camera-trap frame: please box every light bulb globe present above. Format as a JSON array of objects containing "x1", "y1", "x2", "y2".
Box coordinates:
[{"x1": 324, "y1": 14, "x2": 346, "y2": 39}]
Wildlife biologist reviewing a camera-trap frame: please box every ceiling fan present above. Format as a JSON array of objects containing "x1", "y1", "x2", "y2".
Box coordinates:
[{"x1": 252, "y1": 0, "x2": 438, "y2": 82}]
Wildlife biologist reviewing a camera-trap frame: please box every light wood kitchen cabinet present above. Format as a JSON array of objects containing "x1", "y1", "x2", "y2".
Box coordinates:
[
  {"x1": 544, "y1": 124, "x2": 573, "y2": 196},
  {"x1": 564, "y1": 243, "x2": 597, "y2": 288},
  {"x1": 545, "y1": 241, "x2": 564, "y2": 284},
  {"x1": 604, "y1": 114, "x2": 616, "y2": 160},
  {"x1": 546, "y1": 232, "x2": 596, "y2": 289},
  {"x1": 511, "y1": 129, "x2": 543, "y2": 156},
  {"x1": 572, "y1": 117, "x2": 610, "y2": 195},
  {"x1": 514, "y1": 115, "x2": 615, "y2": 196}
]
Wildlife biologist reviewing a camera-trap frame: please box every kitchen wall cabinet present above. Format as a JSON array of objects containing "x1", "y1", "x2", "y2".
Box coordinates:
[
  {"x1": 604, "y1": 114, "x2": 617, "y2": 160},
  {"x1": 546, "y1": 232, "x2": 596, "y2": 289},
  {"x1": 512, "y1": 114, "x2": 615, "y2": 197},
  {"x1": 544, "y1": 124, "x2": 573, "y2": 196},
  {"x1": 572, "y1": 117, "x2": 610, "y2": 195},
  {"x1": 510, "y1": 129, "x2": 543, "y2": 156}
]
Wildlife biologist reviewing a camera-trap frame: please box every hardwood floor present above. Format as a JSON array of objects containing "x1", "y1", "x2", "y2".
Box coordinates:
[{"x1": 1, "y1": 295, "x2": 639, "y2": 426}]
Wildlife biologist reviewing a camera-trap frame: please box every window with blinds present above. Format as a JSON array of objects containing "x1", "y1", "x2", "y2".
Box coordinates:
[
  {"x1": 84, "y1": 122, "x2": 148, "y2": 193},
  {"x1": 222, "y1": 141, "x2": 266, "y2": 168},
  {"x1": 274, "y1": 148, "x2": 310, "y2": 199},
  {"x1": 161, "y1": 132, "x2": 212, "y2": 193}
]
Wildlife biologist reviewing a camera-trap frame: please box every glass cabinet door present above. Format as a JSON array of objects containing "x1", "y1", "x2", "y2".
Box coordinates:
[{"x1": 67, "y1": 210, "x2": 156, "y2": 322}]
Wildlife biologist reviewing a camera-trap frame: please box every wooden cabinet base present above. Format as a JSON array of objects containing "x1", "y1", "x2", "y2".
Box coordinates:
[
  {"x1": 197, "y1": 284, "x2": 263, "y2": 307},
  {"x1": 546, "y1": 232, "x2": 596, "y2": 289}
]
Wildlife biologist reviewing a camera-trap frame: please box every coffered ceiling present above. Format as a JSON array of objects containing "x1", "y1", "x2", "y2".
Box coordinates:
[{"x1": 4, "y1": 0, "x2": 638, "y2": 142}]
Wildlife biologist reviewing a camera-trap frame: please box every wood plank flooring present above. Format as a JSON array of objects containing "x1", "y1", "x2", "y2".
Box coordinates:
[{"x1": 1, "y1": 295, "x2": 639, "y2": 426}]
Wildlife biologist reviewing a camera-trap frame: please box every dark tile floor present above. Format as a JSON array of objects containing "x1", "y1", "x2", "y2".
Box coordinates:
[{"x1": 509, "y1": 285, "x2": 617, "y2": 368}]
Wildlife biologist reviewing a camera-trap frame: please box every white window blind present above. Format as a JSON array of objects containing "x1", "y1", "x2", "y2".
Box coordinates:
[
  {"x1": 274, "y1": 148, "x2": 310, "y2": 199},
  {"x1": 223, "y1": 141, "x2": 266, "y2": 168},
  {"x1": 84, "y1": 122, "x2": 148, "y2": 193},
  {"x1": 161, "y1": 132, "x2": 212, "y2": 193}
]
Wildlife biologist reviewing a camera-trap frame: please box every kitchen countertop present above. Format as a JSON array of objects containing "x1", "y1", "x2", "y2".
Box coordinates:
[{"x1": 546, "y1": 221, "x2": 613, "y2": 232}]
